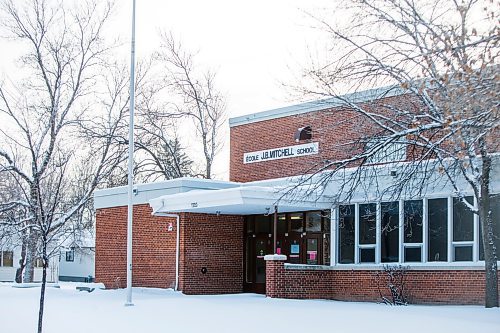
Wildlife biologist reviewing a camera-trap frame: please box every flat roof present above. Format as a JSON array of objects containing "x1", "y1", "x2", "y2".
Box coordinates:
[
  {"x1": 149, "y1": 185, "x2": 332, "y2": 215},
  {"x1": 229, "y1": 85, "x2": 405, "y2": 127},
  {"x1": 93, "y1": 177, "x2": 240, "y2": 209}
]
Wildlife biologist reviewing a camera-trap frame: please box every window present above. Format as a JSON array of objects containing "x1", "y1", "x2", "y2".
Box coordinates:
[
  {"x1": 305, "y1": 211, "x2": 322, "y2": 232},
  {"x1": 35, "y1": 257, "x2": 44, "y2": 268},
  {"x1": 359, "y1": 203, "x2": 376, "y2": 263},
  {"x1": 339, "y1": 205, "x2": 355, "y2": 264},
  {"x1": 306, "y1": 238, "x2": 319, "y2": 265},
  {"x1": 381, "y1": 202, "x2": 399, "y2": 263},
  {"x1": 277, "y1": 214, "x2": 287, "y2": 234},
  {"x1": 1, "y1": 251, "x2": 14, "y2": 267},
  {"x1": 289, "y1": 213, "x2": 303, "y2": 232},
  {"x1": 335, "y1": 195, "x2": 498, "y2": 266},
  {"x1": 452, "y1": 197, "x2": 474, "y2": 261},
  {"x1": 428, "y1": 198, "x2": 448, "y2": 262},
  {"x1": 65, "y1": 250, "x2": 75, "y2": 262},
  {"x1": 404, "y1": 200, "x2": 423, "y2": 262},
  {"x1": 254, "y1": 215, "x2": 270, "y2": 233}
]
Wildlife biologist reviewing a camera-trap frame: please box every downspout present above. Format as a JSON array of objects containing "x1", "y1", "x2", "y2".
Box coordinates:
[{"x1": 152, "y1": 200, "x2": 180, "y2": 292}]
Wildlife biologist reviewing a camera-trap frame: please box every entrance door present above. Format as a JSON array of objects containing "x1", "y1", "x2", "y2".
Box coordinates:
[
  {"x1": 305, "y1": 234, "x2": 322, "y2": 265},
  {"x1": 255, "y1": 235, "x2": 271, "y2": 284},
  {"x1": 286, "y1": 233, "x2": 303, "y2": 264},
  {"x1": 244, "y1": 233, "x2": 272, "y2": 294},
  {"x1": 243, "y1": 212, "x2": 328, "y2": 293}
]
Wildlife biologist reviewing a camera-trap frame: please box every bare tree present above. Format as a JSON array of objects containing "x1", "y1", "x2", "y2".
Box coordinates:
[
  {"x1": 134, "y1": 63, "x2": 194, "y2": 181},
  {"x1": 293, "y1": 0, "x2": 499, "y2": 307},
  {"x1": 0, "y1": 0, "x2": 127, "y2": 331},
  {"x1": 157, "y1": 33, "x2": 226, "y2": 179}
]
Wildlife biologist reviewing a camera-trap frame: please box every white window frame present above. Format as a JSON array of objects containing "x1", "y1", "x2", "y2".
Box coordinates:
[
  {"x1": 334, "y1": 194, "x2": 489, "y2": 266},
  {"x1": 356, "y1": 203, "x2": 377, "y2": 263},
  {"x1": 402, "y1": 199, "x2": 424, "y2": 263},
  {"x1": 450, "y1": 196, "x2": 475, "y2": 262}
]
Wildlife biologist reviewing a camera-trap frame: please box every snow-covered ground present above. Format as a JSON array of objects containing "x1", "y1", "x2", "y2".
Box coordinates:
[{"x1": 1, "y1": 283, "x2": 499, "y2": 333}]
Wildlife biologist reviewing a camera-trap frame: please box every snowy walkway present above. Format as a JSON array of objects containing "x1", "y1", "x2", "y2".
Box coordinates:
[{"x1": 1, "y1": 283, "x2": 499, "y2": 333}]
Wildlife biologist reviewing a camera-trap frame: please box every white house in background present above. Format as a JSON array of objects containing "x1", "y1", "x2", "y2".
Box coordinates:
[
  {"x1": 0, "y1": 232, "x2": 95, "y2": 283},
  {"x1": 0, "y1": 246, "x2": 58, "y2": 282},
  {"x1": 59, "y1": 241, "x2": 95, "y2": 282}
]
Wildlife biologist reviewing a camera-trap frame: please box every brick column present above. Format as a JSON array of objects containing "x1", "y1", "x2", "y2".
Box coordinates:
[{"x1": 264, "y1": 254, "x2": 287, "y2": 298}]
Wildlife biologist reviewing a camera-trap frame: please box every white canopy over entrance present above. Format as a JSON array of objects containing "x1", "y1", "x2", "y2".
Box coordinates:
[{"x1": 149, "y1": 185, "x2": 332, "y2": 215}]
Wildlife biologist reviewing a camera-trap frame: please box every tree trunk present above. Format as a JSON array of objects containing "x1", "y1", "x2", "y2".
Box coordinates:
[
  {"x1": 37, "y1": 242, "x2": 48, "y2": 333},
  {"x1": 15, "y1": 242, "x2": 26, "y2": 283},
  {"x1": 205, "y1": 160, "x2": 211, "y2": 179},
  {"x1": 479, "y1": 153, "x2": 499, "y2": 308},
  {"x1": 23, "y1": 234, "x2": 38, "y2": 283}
]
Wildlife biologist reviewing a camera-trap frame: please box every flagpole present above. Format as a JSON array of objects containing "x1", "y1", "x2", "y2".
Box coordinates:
[{"x1": 125, "y1": 0, "x2": 136, "y2": 307}]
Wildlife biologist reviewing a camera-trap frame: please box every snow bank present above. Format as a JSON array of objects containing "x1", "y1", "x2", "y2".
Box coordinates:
[{"x1": 0, "y1": 284, "x2": 498, "y2": 333}]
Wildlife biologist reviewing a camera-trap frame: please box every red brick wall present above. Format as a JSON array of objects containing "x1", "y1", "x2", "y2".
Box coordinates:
[
  {"x1": 95, "y1": 205, "x2": 244, "y2": 294},
  {"x1": 95, "y1": 204, "x2": 177, "y2": 289},
  {"x1": 266, "y1": 260, "x2": 500, "y2": 305},
  {"x1": 179, "y1": 213, "x2": 244, "y2": 294},
  {"x1": 230, "y1": 95, "x2": 417, "y2": 182}
]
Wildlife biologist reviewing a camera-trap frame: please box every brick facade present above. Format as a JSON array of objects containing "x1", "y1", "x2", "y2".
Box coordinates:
[
  {"x1": 229, "y1": 95, "x2": 416, "y2": 182},
  {"x1": 95, "y1": 204, "x2": 177, "y2": 289},
  {"x1": 265, "y1": 259, "x2": 499, "y2": 304},
  {"x1": 179, "y1": 213, "x2": 244, "y2": 294},
  {"x1": 95, "y1": 204, "x2": 244, "y2": 293}
]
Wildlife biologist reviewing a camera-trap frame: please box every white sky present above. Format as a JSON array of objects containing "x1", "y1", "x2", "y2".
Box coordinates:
[
  {"x1": 112, "y1": 0, "x2": 331, "y2": 117},
  {"x1": 109, "y1": 0, "x2": 334, "y2": 178},
  {"x1": 0, "y1": 0, "x2": 335, "y2": 180}
]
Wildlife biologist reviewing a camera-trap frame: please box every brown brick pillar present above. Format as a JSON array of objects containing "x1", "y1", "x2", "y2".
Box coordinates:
[{"x1": 265, "y1": 254, "x2": 287, "y2": 298}]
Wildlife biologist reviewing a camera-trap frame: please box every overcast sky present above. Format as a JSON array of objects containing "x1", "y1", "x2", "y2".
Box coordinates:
[
  {"x1": 0, "y1": 0, "x2": 334, "y2": 179},
  {"x1": 111, "y1": 0, "x2": 333, "y2": 117},
  {"x1": 109, "y1": 0, "x2": 333, "y2": 177}
]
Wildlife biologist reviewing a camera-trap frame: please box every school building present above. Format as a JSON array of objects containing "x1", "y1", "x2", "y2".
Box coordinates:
[{"x1": 94, "y1": 87, "x2": 500, "y2": 304}]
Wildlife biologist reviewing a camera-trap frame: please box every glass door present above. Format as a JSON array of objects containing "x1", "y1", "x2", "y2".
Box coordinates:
[{"x1": 305, "y1": 235, "x2": 321, "y2": 265}]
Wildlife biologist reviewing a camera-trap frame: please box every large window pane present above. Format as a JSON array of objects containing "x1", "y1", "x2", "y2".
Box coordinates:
[
  {"x1": 428, "y1": 198, "x2": 448, "y2": 262},
  {"x1": 289, "y1": 213, "x2": 303, "y2": 232},
  {"x1": 305, "y1": 211, "x2": 322, "y2": 232},
  {"x1": 277, "y1": 214, "x2": 287, "y2": 234},
  {"x1": 453, "y1": 197, "x2": 474, "y2": 241},
  {"x1": 359, "y1": 203, "x2": 376, "y2": 245},
  {"x1": 339, "y1": 205, "x2": 355, "y2": 264},
  {"x1": 404, "y1": 200, "x2": 423, "y2": 243},
  {"x1": 381, "y1": 202, "x2": 399, "y2": 263},
  {"x1": 255, "y1": 215, "x2": 270, "y2": 233}
]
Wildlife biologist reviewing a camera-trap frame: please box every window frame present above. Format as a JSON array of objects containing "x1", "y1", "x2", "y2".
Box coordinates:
[
  {"x1": 335, "y1": 195, "x2": 492, "y2": 266},
  {"x1": 65, "y1": 250, "x2": 75, "y2": 262},
  {"x1": 1, "y1": 250, "x2": 14, "y2": 267}
]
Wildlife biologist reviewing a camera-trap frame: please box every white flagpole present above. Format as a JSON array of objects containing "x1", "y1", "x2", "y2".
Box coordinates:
[{"x1": 125, "y1": 0, "x2": 137, "y2": 307}]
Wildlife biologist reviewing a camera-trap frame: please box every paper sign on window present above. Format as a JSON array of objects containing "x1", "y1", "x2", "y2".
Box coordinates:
[{"x1": 291, "y1": 244, "x2": 300, "y2": 254}]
